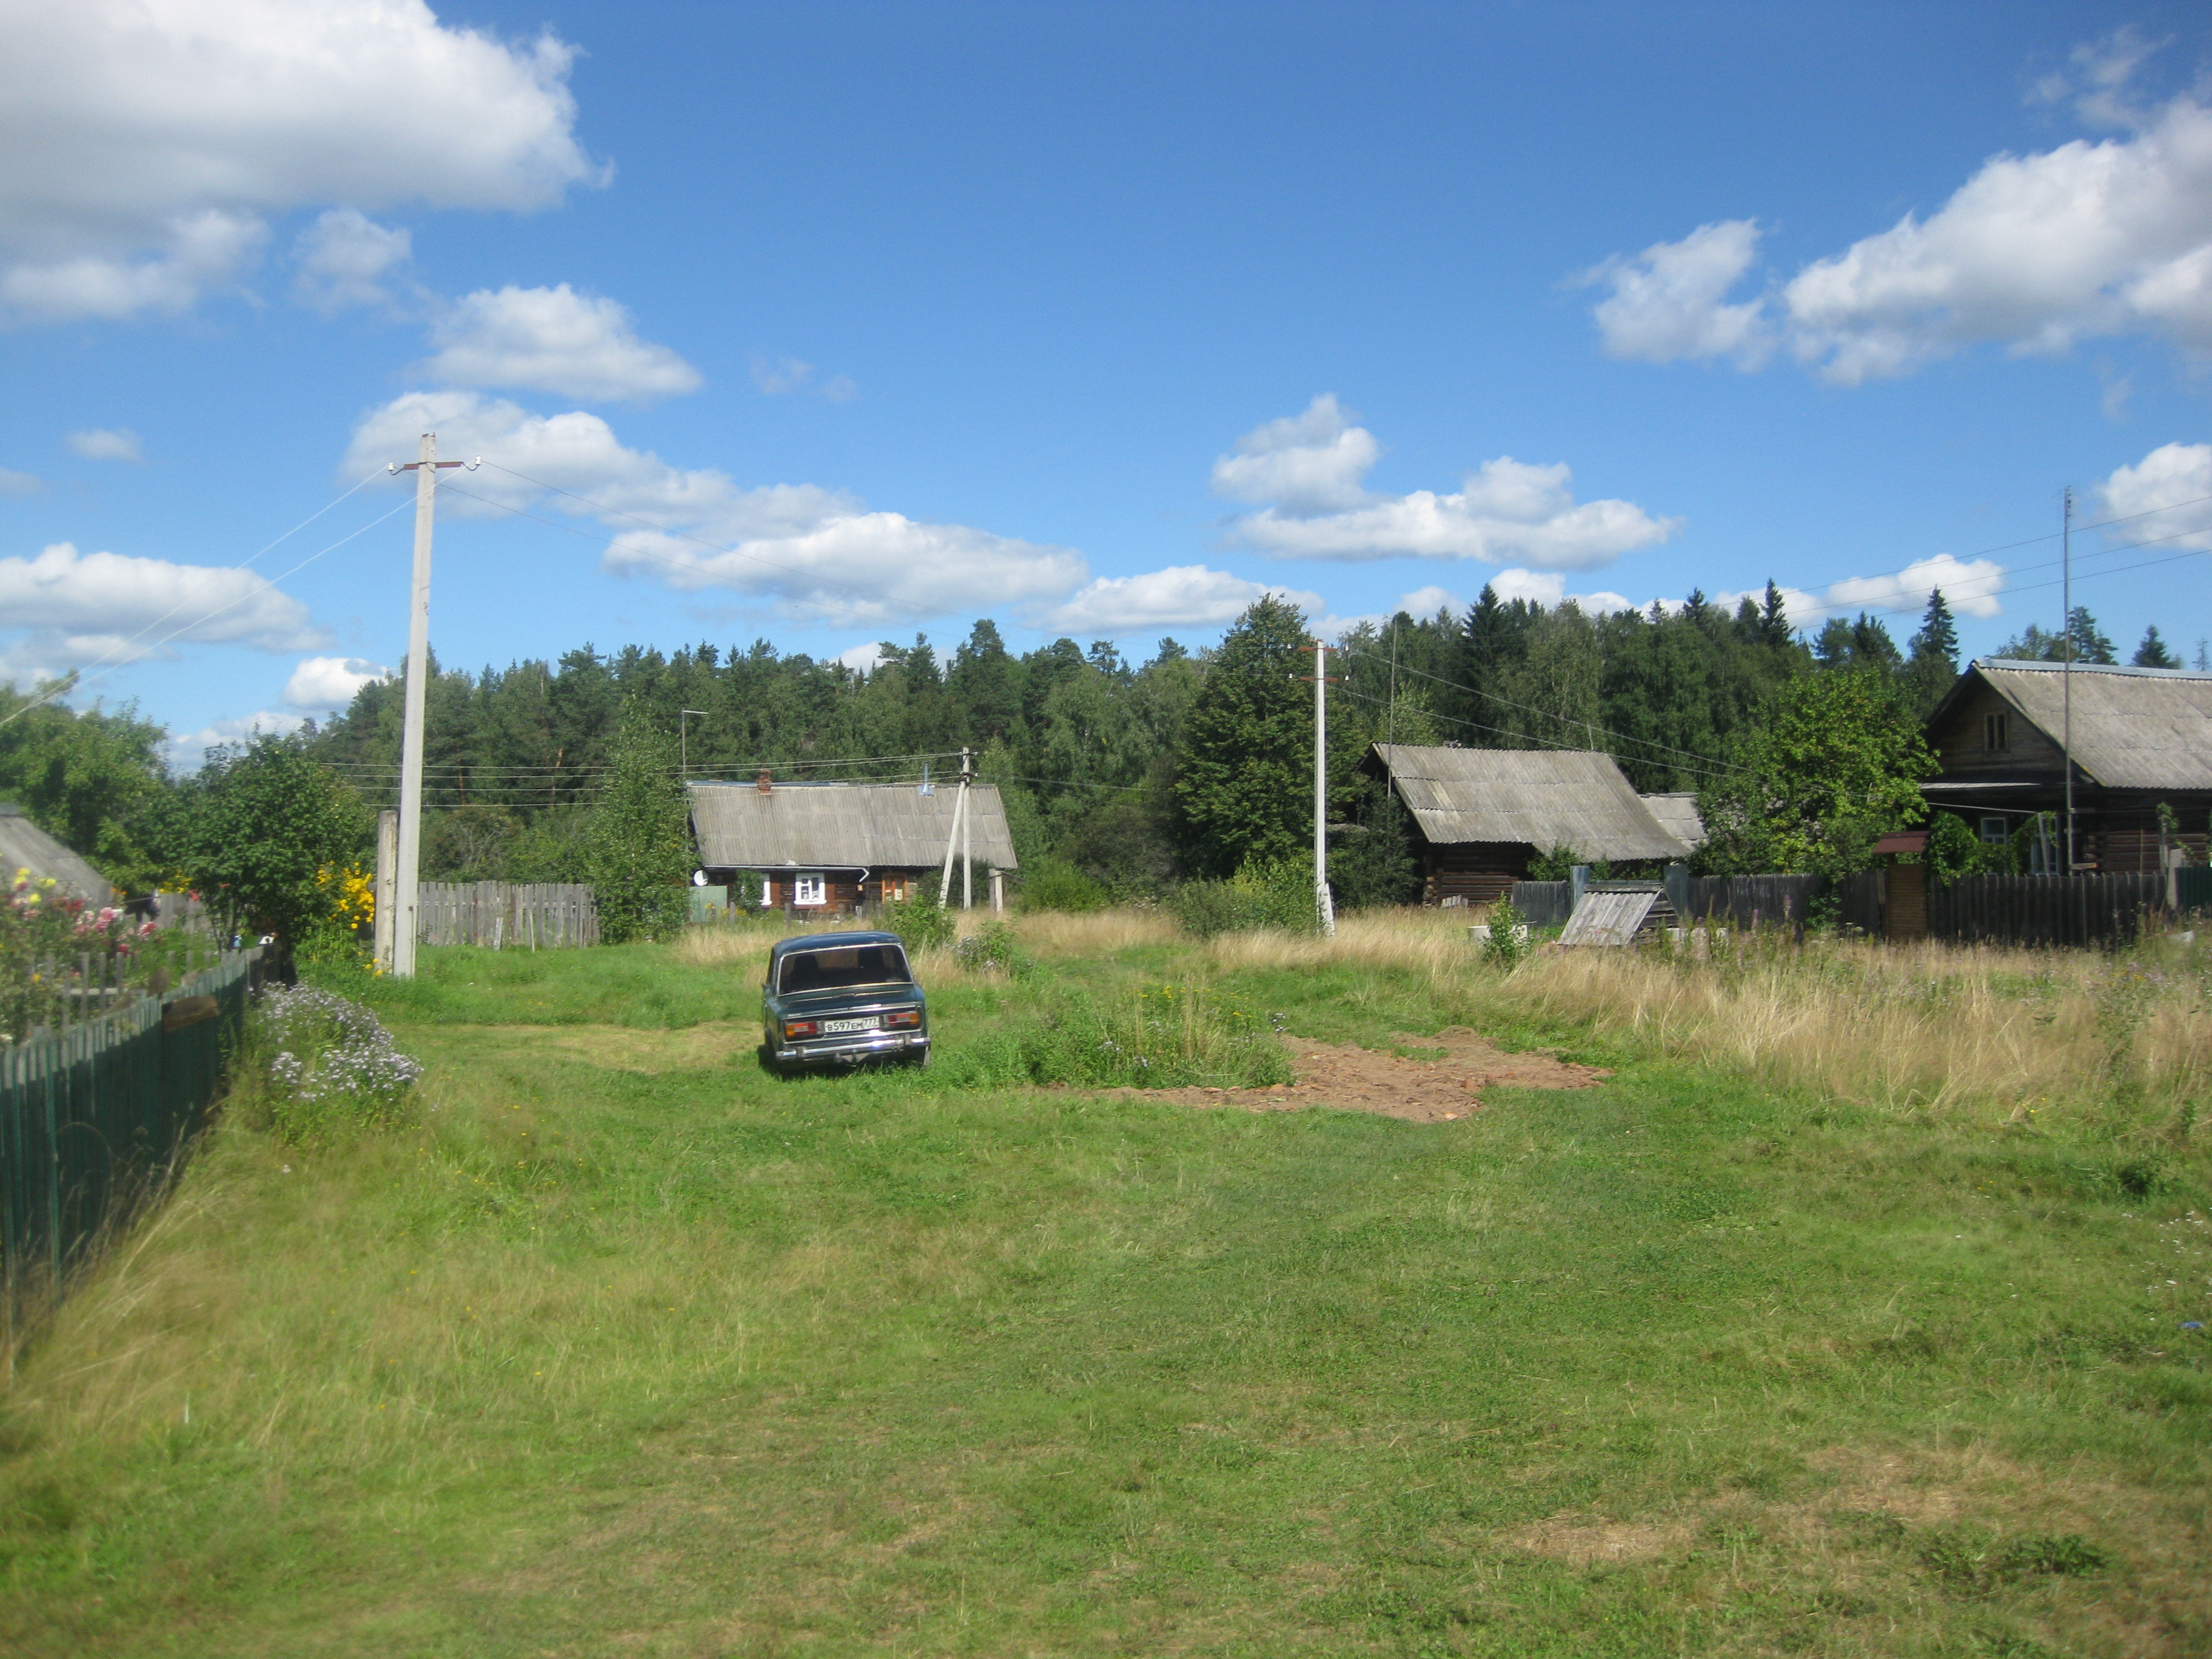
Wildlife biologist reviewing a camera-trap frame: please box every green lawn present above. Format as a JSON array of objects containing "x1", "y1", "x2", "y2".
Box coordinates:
[{"x1": 1, "y1": 934, "x2": 2207, "y2": 1656}]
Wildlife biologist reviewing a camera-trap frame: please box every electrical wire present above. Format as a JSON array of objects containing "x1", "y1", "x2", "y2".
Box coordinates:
[
  {"x1": 1332, "y1": 641, "x2": 1747, "y2": 775},
  {"x1": 0, "y1": 468, "x2": 401, "y2": 730}
]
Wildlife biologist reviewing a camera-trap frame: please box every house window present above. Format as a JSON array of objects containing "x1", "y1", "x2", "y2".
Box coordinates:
[
  {"x1": 1983, "y1": 711, "x2": 2009, "y2": 751},
  {"x1": 793, "y1": 874, "x2": 827, "y2": 907},
  {"x1": 1979, "y1": 816, "x2": 2009, "y2": 844},
  {"x1": 759, "y1": 880, "x2": 774, "y2": 908}
]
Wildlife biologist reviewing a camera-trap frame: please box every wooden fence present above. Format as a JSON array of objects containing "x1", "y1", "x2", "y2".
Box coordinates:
[
  {"x1": 417, "y1": 882, "x2": 599, "y2": 948},
  {"x1": 2, "y1": 947, "x2": 267, "y2": 1339},
  {"x1": 1928, "y1": 873, "x2": 2165, "y2": 948}
]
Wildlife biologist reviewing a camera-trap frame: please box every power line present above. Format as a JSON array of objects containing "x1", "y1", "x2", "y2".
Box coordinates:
[
  {"x1": 1332, "y1": 640, "x2": 1745, "y2": 775},
  {"x1": 1332, "y1": 683, "x2": 1742, "y2": 783},
  {"x1": 0, "y1": 469, "x2": 401, "y2": 730}
]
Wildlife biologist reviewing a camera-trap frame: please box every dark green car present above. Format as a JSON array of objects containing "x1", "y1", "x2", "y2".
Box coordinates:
[{"x1": 761, "y1": 931, "x2": 929, "y2": 1073}]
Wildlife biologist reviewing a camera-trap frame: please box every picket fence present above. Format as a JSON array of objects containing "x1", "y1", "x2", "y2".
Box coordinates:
[
  {"x1": 1, "y1": 947, "x2": 267, "y2": 1339},
  {"x1": 417, "y1": 882, "x2": 598, "y2": 948}
]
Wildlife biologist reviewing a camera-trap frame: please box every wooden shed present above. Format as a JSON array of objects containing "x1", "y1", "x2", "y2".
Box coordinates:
[
  {"x1": 1360, "y1": 745, "x2": 1697, "y2": 906},
  {"x1": 686, "y1": 775, "x2": 1019, "y2": 916}
]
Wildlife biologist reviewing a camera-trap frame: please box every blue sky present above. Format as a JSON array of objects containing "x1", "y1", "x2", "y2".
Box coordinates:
[{"x1": 5, "y1": 1, "x2": 2212, "y2": 763}]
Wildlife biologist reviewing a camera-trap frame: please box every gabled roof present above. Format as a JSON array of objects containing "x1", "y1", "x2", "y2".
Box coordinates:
[
  {"x1": 0, "y1": 802, "x2": 114, "y2": 903},
  {"x1": 1932, "y1": 659, "x2": 2212, "y2": 791},
  {"x1": 1364, "y1": 744, "x2": 1694, "y2": 860},
  {"x1": 688, "y1": 781, "x2": 1020, "y2": 870},
  {"x1": 1638, "y1": 791, "x2": 1708, "y2": 850}
]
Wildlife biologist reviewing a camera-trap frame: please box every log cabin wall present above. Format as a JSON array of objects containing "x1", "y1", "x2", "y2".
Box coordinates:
[{"x1": 1423, "y1": 843, "x2": 1531, "y2": 907}]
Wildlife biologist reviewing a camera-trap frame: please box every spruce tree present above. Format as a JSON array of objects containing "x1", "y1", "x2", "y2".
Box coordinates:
[
  {"x1": 2132, "y1": 625, "x2": 2180, "y2": 669},
  {"x1": 1910, "y1": 588, "x2": 1959, "y2": 666},
  {"x1": 1172, "y1": 595, "x2": 1314, "y2": 878},
  {"x1": 2065, "y1": 606, "x2": 2116, "y2": 665}
]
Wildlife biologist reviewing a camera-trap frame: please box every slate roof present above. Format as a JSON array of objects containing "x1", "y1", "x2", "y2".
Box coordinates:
[
  {"x1": 688, "y1": 780, "x2": 1020, "y2": 870},
  {"x1": 1638, "y1": 792, "x2": 1708, "y2": 850},
  {"x1": 0, "y1": 802, "x2": 114, "y2": 903},
  {"x1": 1948, "y1": 659, "x2": 2212, "y2": 791},
  {"x1": 1364, "y1": 744, "x2": 1694, "y2": 860}
]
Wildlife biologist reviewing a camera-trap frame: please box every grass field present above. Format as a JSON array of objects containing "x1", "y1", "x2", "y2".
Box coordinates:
[{"x1": 1, "y1": 914, "x2": 2208, "y2": 1656}]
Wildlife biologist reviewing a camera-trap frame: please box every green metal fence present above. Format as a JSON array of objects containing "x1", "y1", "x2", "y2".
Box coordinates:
[{"x1": 2, "y1": 947, "x2": 267, "y2": 1332}]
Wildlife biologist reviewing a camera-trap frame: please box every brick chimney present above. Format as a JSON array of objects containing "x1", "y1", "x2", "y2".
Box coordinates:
[{"x1": 756, "y1": 768, "x2": 773, "y2": 794}]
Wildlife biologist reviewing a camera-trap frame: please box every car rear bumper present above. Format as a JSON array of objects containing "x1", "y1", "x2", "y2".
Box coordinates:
[{"x1": 774, "y1": 1030, "x2": 929, "y2": 1067}]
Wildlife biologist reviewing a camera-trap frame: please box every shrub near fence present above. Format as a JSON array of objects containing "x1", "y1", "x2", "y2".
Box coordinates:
[
  {"x1": 2, "y1": 947, "x2": 268, "y2": 1339},
  {"x1": 417, "y1": 882, "x2": 598, "y2": 948}
]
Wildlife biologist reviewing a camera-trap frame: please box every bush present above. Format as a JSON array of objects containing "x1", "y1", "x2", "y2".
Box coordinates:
[
  {"x1": 243, "y1": 985, "x2": 422, "y2": 1144},
  {"x1": 1481, "y1": 897, "x2": 1531, "y2": 969},
  {"x1": 953, "y1": 919, "x2": 1032, "y2": 977},
  {"x1": 1171, "y1": 857, "x2": 1316, "y2": 939},
  {"x1": 945, "y1": 982, "x2": 1290, "y2": 1090},
  {"x1": 1019, "y1": 858, "x2": 1111, "y2": 913},
  {"x1": 884, "y1": 889, "x2": 955, "y2": 954}
]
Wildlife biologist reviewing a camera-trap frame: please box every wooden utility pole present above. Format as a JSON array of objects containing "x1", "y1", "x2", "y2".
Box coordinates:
[{"x1": 387, "y1": 433, "x2": 472, "y2": 977}]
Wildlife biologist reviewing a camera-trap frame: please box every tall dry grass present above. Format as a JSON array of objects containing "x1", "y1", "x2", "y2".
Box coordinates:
[{"x1": 1029, "y1": 905, "x2": 2210, "y2": 1131}]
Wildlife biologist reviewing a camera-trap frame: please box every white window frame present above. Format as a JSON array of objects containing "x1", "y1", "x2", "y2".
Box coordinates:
[
  {"x1": 793, "y1": 874, "x2": 828, "y2": 907},
  {"x1": 1979, "y1": 816, "x2": 2009, "y2": 844}
]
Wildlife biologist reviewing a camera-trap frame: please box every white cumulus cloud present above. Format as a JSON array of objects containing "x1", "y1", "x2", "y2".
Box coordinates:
[
  {"x1": 284, "y1": 654, "x2": 389, "y2": 708},
  {"x1": 1820, "y1": 554, "x2": 2008, "y2": 620},
  {"x1": 292, "y1": 209, "x2": 411, "y2": 312},
  {"x1": 421, "y1": 285, "x2": 700, "y2": 402},
  {"x1": 1030, "y1": 566, "x2": 1329, "y2": 636},
  {"x1": 66, "y1": 428, "x2": 142, "y2": 463},
  {"x1": 1583, "y1": 47, "x2": 2212, "y2": 384},
  {"x1": 1216, "y1": 400, "x2": 1681, "y2": 571},
  {"x1": 0, "y1": 541, "x2": 322, "y2": 648},
  {"x1": 343, "y1": 390, "x2": 1087, "y2": 625},
  {"x1": 2098, "y1": 440, "x2": 2212, "y2": 550},
  {"x1": 1581, "y1": 220, "x2": 1772, "y2": 367},
  {"x1": 1210, "y1": 395, "x2": 1379, "y2": 512},
  {"x1": 0, "y1": 0, "x2": 600, "y2": 323}
]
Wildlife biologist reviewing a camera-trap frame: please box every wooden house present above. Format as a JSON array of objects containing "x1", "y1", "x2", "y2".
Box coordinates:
[
  {"x1": 686, "y1": 773, "x2": 1019, "y2": 916},
  {"x1": 1922, "y1": 660, "x2": 2212, "y2": 871},
  {"x1": 1359, "y1": 744, "x2": 1697, "y2": 906}
]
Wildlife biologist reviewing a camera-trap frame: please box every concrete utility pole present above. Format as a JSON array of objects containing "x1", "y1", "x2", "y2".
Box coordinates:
[
  {"x1": 960, "y1": 746, "x2": 974, "y2": 910},
  {"x1": 387, "y1": 432, "x2": 473, "y2": 978},
  {"x1": 2062, "y1": 486, "x2": 2076, "y2": 872},
  {"x1": 1314, "y1": 638, "x2": 1336, "y2": 938}
]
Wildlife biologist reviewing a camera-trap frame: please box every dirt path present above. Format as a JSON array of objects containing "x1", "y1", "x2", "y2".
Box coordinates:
[{"x1": 1125, "y1": 1026, "x2": 1606, "y2": 1122}]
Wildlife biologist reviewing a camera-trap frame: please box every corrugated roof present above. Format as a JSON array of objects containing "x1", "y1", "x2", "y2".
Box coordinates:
[
  {"x1": 0, "y1": 803, "x2": 115, "y2": 903},
  {"x1": 688, "y1": 781, "x2": 1020, "y2": 870},
  {"x1": 1560, "y1": 887, "x2": 1668, "y2": 947},
  {"x1": 1972, "y1": 659, "x2": 2212, "y2": 791},
  {"x1": 1638, "y1": 792, "x2": 1708, "y2": 849},
  {"x1": 1367, "y1": 745, "x2": 1694, "y2": 860}
]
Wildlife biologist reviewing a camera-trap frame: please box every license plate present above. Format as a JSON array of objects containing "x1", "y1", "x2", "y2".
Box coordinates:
[{"x1": 820, "y1": 1016, "x2": 880, "y2": 1034}]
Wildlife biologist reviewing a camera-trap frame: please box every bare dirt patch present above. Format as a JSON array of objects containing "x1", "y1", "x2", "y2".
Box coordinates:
[
  {"x1": 1509, "y1": 1516, "x2": 1692, "y2": 1565},
  {"x1": 1126, "y1": 1027, "x2": 1606, "y2": 1122}
]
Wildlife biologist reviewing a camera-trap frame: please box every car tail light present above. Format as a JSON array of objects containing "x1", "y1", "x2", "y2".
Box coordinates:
[
  {"x1": 884, "y1": 1008, "x2": 921, "y2": 1028},
  {"x1": 782, "y1": 1019, "x2": 817, "y2": 1039}
]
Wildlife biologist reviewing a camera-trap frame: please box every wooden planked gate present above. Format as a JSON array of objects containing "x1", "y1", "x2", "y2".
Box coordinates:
[
  {"x1": 1928, "y1": 873, "x2": 2163, "y2": 948},
  {"x1": 416, "y1": 883, "x2": 600, "y2": 948}
]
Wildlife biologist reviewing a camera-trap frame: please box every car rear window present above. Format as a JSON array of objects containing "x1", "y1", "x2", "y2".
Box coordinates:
[{"x1": 777, "y1": 943, "x2": 914, "y2": 994}]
